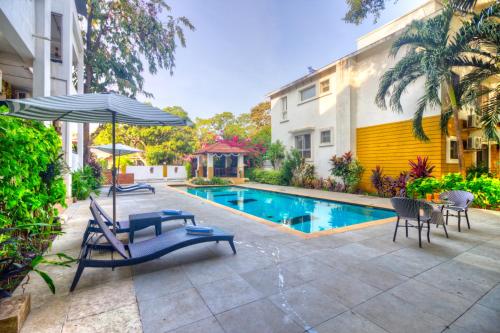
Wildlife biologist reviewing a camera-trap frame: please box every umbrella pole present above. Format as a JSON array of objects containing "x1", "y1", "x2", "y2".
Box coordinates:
[{"x1": 112, "y1": 112, "x2": 117, "y2": 234}]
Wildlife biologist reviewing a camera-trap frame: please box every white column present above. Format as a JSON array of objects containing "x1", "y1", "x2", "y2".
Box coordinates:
[
  {"x1": 61, "y1": 0, "x2": 73, "y2": 197},
  {"x1": 196, "y1": 155, "x2": 202, "y2": 177},
  {"x1": 32, "y1": 0, "x2": 51, "y2": 97},
  {"x1": 77, "y1": 57, "x2": 84, "y2": 168},
  {"x1": 237, "y1": 154, "x2": 244, "y2": 178},
  {"x1": 207, "y1": 153, "x2": 214, "y2": 179}
]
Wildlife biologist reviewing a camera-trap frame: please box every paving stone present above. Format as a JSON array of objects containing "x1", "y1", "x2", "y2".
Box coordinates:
[
  {"x1": 133, "y1": 266, "x2": 192, "y2": 302},
  {"x1": 314, "y1": 310, "x2": 389, "y2": 333},
  {"x1": 479, "y1": 284, "x2": 500, "y2": 312},
  {"x1": 415, "y1": 260, "x2": 498, "y2": 301},
  {"x1": 182, "y1": 257, "x2": 239, "y2": 286},
  {"x1": 21, "y1": 295, "x2": 69, "y2": 333},
  {"x1": 354, "y1": 293, "x2": 448, "y2": 333},
  {"x1": 168, "y1": 317, "x2": 224, "y2": 333},
  {"x1": 216, "y1": 299, "x2": 303, "y2": 333},
  {"x1": 67, "y1": 279, "x2": 136, "y2": 321},
  {"x1": 452, "y1": 303, "x2": 500, "y2": 333},
  {"x1": 197, "y1": 275, "x2": 263, "y2": 314},
  {"x1": 342, "y1": 262, "x2": 408, "y2": 290},
  {"x1": 241, "y1": 265, "x2": 306, "y2": 296},
  {"x1": 139, "y1": 288, "x2": 212, "y2": 333},
  {"x1": 269, "y1": 283, "x2": 348, "y2": 329},
  {"x1": 62, "y1": 304, "x2": 142, "y2": 333},
  {"x1": 313, "y1": 270, "x2": 383, "y2": 308},
  {"x1": 279, "y1": 256, "x2": 337, "y2": 281},
  {"x1": 221, "y1": 247, "x2": 275, "y2": 274},
  {"x1": 388, "y1": 279, "x2": 473, "y2": 322},
  {"x1": 371, "y1": 252, "x2": 442, "y2": 278}
]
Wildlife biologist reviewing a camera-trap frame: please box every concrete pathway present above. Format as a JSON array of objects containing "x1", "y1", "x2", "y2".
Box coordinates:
[{"x1": 16, "y1": 184, "x2": 500, "y2": 333}]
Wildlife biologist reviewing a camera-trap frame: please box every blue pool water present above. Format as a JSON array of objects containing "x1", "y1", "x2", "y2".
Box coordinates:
[{"x1": 187, "y1": 186, "x2": 396, "y2": 234}]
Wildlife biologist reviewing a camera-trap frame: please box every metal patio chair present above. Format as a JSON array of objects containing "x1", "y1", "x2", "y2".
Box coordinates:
[
  {"x1": 390, "y1": 197, "x2": 436, "y2": 248},
  {"x1": 439, "y1": 190, "x2": 474, "y2": 232}
]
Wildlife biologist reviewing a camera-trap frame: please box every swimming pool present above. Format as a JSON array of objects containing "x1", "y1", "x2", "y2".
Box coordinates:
[{"x1": 186, "y1": 186, "x2": 396, "y2": 234}]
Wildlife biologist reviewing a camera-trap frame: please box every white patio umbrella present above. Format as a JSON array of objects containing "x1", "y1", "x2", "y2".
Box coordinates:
[
  {"x1": 1, "y1": 93, "x2": 189, "y2": 232},
  {"x1": 92, "y1": 143, "x2": 143, "y2": 182}
]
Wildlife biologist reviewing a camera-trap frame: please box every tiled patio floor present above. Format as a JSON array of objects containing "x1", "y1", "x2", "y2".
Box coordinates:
[{"x1": 17, "y1": 183, "x2": 500, "y2": 333}]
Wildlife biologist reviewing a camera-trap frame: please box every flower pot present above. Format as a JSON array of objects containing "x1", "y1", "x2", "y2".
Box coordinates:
[{"x1": 0, "y1": 294, "x2": 31, "y2": 333}]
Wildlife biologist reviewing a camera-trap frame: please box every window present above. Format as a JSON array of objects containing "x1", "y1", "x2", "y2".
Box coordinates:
[
  {"x1": 446, "y1": 137, "x2": 458, "y2": 163},
  {"x1": 320, "y1": 129, "x2": 332, "y2": 145},
  {"x1": 281, "y1": 96, "x2": 288, "y2": 120},
  {"x1": 450, "y1": 140, "x2": 458, "y2": 159},
  {"x1": 295, "y1": 133, "x2": 311, "y2": 159},
  {"x1": 300, "y1": 85, "x2": 316, "y2": 102},
  {"x1": 320, "y1": 79, "x2": 330, "y2": 93},
  {"x1": 51, "y1": 13, "x2": 63, "y2": 63}
]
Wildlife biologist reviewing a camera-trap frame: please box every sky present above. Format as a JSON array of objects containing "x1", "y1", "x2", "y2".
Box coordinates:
[{"x1": 140, "y1": 0, "x2": 428, "y2": 120}]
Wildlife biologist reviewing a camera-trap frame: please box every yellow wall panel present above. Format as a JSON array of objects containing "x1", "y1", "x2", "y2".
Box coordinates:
[{"x1": 356, "y1": 116, "x2": 443, "y2": 192}]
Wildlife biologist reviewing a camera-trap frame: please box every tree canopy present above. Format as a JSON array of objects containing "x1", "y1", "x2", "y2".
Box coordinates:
[
  {"x1": 81, "y1": 0, "x2": 194, "y2": 163},
  {"x1": 92, "y1": 106, "x2": 198, "y2": 165},
  {"x1": 343, "y1": 0, "x2": 478, "y2": 24},
  {"x1": 91, "y1": 101, "x2": 272, "y2": 166}
]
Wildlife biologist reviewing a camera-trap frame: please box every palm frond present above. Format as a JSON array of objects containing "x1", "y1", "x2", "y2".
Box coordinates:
[
  {"x1": 376, "y1": 51, "x2": 423, "y2": 109},
  {"x1": 450, "y1": 3, "x2": 500, "y2": 54},
  {"x1": 389, "y1": 72, "x2": 422, "y2": 113},
  {"x1": 413, "y1": 96, "x2": 431, "y2": 141},
  {"x1": 451, "y1": 0, "x2": 477, "y2": 12},
  {"x1": 479, "y1": 91, "x2": 500, "y2": 143},
  {"x1": 440, "y1": 105, "x2": 453, "y2": 136}
]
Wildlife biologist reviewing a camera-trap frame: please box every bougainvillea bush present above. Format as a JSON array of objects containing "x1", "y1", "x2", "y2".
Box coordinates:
[{"x1": 0, "y1": 109, "x2": 72, "y2": 297}]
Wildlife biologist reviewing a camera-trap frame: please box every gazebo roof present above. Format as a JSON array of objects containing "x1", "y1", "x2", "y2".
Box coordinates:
[{"x1": 195, "y1": 142, "x2": 249, "y2": 155}]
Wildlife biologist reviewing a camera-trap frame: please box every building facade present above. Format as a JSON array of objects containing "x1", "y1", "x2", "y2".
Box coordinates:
[
  {"x1": 269, "y1": 0, "x2": 498, "y2": 192},
  {"x1": 0, "y1": 0, "x2": 86, "y2": 196}
]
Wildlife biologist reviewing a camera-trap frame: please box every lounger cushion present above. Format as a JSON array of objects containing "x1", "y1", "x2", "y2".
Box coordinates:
[{"x1": 128, "y1": 227, "x2": 232, "y2": 259}]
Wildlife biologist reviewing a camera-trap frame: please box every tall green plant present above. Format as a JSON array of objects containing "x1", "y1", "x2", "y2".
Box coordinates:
[
  {"x1": 266, "y1": 141, "x2": 286, "y2": 170},
  {"x1": 0, "y1": 108, "x2": 70, "y2": 296},
  {"x1": 375, "y1": 4, "x2": 499, "y2": 174},
  {"x1": 280, "y1": 149, "x2": 303, "y2": 185}
]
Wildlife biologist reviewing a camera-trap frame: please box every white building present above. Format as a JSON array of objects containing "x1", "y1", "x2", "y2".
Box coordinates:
[
  {"x1": 0, "y1": 0, "x2": 86, "y2": 196},
  {"x1": 268, "y1": 1, "x2": 498, "y2": 192}
]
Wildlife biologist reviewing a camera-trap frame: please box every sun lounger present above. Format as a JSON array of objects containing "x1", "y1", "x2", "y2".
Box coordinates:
[
  {"x1": 107, "y1": 183, "x2": 155, "y2": 196},
  {"x1": 70, "y1": 202, "x2": 236, "y2": 292},
  {"x1": 82, "y1": 196, "x2": 196, "y2": 245}
]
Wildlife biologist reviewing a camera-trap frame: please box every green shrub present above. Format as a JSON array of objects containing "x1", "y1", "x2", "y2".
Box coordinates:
[
  {"x1": 71, "y1": 166, "x2": 102, "y2": 200},
  {"x1": 184, "y1": 161, "x2": 192, "y2": 179},
  {"x1": 463, "y1": 176, "x2": 500, "y2": 209},
  {"x1": 466, "y1": 164, "x2": 492, "y2": 180},
  {"x1": 281, "y1": 149, "x2": 302, "y2": 185},
  {"x1": 407, "y1": 172, "x2": 499, "y2": 209},
  {"x1": 330, "y1": 151, "x2": 364, "y2": 193},
  {"x1": 291, "y1": 162, "x2": 315, "y2": 187},
  {"x1": 190, "y1": 177, "x2": 231, "y2": 186},
  {"x1": 250, "y1": 169, "x2": 283, "y2": 185},
  {"x1": 406, "y1": 177, "x2": 441, "y2": 198},
  {"x1": 0, "y1": 112, "x2": 71, "y2": 296}
]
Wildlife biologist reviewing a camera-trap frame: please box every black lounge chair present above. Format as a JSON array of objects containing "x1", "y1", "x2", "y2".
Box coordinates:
[
  {"x1": 107, "y1": 183, "x2": 155, "y2": 196},
  {"x1": 82, "y1": 196, "x2": 196, "y2": 245},
  {"x1": 70, "y1": 202, "x2": 236, "y2": 292}
]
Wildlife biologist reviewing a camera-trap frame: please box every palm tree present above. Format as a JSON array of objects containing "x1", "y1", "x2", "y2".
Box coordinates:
[{"x1": 375, "y1": 4, "x2": 499, "y2": 174}]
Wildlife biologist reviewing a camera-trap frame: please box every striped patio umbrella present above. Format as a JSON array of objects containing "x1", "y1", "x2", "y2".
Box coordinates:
[
  {"x1": 1, "y1": 93, "x2": 189, "y2": 232},
  {"x1": 92, "y1": 143, "x2": 143, "y2": 182}
]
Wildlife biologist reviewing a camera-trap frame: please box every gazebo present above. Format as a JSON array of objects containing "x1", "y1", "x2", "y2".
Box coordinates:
[{"x1": 194, "y1": 142, "x2": 249, "y2": 182}]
